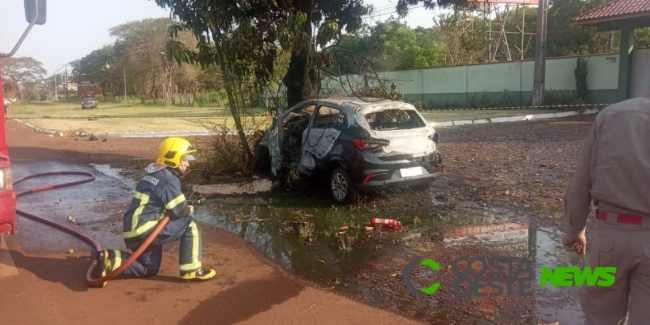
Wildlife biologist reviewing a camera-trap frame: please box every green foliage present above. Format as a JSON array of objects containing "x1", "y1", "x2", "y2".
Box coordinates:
[
  {"x1": 467, "y1": 91, "x2": 493, "y2": 108},
  {"x1": 154, "y1": 0, "x2": 372, "y2": 108},
  {"x1": 547, "y1": 0, "x2": 615, "y2": 57},
  {"x1": 497, "y1": 89, "x2": 516, "y2": 108},
  {"x1": 574, "y1": 57, "x2": 588, "y2": 102},
  {"x1": 356, "y1": 82, "x2": 404, "y2": 101},
  {"x1": 544, "y1": 89, "x2": 558, "y2": 106},
  {"x1": 635, "y1": 27, "x2": 650, "y2": 49},
  {"x1": 558, "y1": 90, "x2": 578, "y2": 106}
]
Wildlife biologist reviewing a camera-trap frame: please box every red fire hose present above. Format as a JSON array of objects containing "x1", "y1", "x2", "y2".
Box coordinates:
[{"x1": 14, "y1": 171, "x2": 169, "y2": 287}]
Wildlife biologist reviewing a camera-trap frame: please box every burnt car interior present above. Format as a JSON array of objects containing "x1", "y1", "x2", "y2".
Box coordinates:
[
  {"x1": 280, "y1": 104, "x2": 346, "y2": 166},
  {"x1": 281, "y1": 104, "x2": 315, "y2": 165},
  {"x1": 364, "y1": 109, "x2": 426, "y2": 130}
]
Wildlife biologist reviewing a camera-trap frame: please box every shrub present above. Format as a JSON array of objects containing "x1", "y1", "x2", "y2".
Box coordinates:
[{"x1": 575, "y1": 57, "x2": 589, "y2": 102}]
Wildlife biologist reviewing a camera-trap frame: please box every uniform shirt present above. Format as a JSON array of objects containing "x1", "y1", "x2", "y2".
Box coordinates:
[
  {"x1": 123, "y1": 163, "x2": 188, "y2": 239},
  {"x1": 564, "y1": 91, "x2": 650, "y2": 237}
]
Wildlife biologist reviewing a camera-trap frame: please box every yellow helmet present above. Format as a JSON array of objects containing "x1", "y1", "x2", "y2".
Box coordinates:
[{"x1": 157, "y1": 137, "x2": 197, "y2": 168}]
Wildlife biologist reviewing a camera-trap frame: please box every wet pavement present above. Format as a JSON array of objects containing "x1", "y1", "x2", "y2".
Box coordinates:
[{"x1": 12, "y1": 161, "x2": 134, "y2": 252}]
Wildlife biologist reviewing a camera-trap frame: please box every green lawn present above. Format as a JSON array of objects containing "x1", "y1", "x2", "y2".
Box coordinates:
[
  {"x1": 10, "y1": 101, "x2": 264, "y2": 119},
  {"x1": 12, "y1": 101, "x2": 567, "y2": 133}
]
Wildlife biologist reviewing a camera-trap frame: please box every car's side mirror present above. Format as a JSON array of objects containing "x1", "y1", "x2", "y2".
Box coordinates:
[{"x1": 25, "y1": 0, "x2": 46, "y2": 25}]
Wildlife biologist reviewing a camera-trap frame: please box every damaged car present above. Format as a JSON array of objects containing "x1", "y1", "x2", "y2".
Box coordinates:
[{"x1": 255, "y1": 97, "x2": 443, "y2": 204}]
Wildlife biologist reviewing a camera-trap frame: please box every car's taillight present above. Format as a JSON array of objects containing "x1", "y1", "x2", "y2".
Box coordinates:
[
  {"x1": 0, "y1": 167, "x2": 12, "y2": 190},
  {"x1": 352, "y1": 138, "x2": 390, "y2": 151}
]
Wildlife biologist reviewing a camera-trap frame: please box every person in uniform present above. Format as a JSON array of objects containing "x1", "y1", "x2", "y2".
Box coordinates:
[
  {"x1": 3, "y1": 98, "x2": 11, "y2": 118},
  {"x1": 563, "y1": 89, "x2": 650, "y2": 325},
  {"x1": 91, "y1": 137, "x2": 216, "y2": 287}
]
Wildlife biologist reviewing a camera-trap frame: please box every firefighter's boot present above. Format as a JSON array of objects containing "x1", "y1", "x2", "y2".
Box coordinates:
[
  {"x1": 91, "y1": 249, "x2": 113, "y2": 287},
  {"x1": 180, "y1": 268, "x2": 216, "y2": 281}
]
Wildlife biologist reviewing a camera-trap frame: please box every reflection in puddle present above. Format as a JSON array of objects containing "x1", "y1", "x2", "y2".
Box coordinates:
[
  {"x1": 90, "y1": 163, "x2": 136, "y2": 189},
  {"x1": 193, "y1": 197, "x2": 387, "y2": 283},
  {"x1": 194, "y1": 196, "x2": 584, "y2": 324},
  {"x1": 534, "y1": 227, "x2": 585, "y2": 324}
]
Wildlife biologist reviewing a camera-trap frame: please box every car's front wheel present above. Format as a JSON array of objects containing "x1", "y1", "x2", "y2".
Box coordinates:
[{"x1": 329, "y1": 167, "x2": 358, "y2": 204}]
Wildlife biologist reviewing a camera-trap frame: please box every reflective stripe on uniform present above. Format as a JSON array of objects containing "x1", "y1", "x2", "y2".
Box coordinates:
[
  {"x1": 165, "y1": 193, "x2": 186, "y2": 210},
  {"x1": 180, "y1": 221, "x2": 201, "y2": 272},
  {"x1": 124, "y1": 213, "x2": 165, "y2": 239},
  {"x1": 114, "y1": 250, "x2": 123, "y2": 269},
  {"x1": 131, "y1": 191, "x2": 150, "y2": 232}
]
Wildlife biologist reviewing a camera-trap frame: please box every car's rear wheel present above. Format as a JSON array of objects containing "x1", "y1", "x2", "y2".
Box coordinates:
[{"x1": 329, "y1": 167, "x2": 358, "y2": 204}]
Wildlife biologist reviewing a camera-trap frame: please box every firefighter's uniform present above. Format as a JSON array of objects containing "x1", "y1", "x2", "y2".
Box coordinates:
[
  {"x1": 564, "y1": 90, "x2": 650, "y2": 325},
  {"x1": 92, "y1": 137, "x2": 215, "y2": 286}
]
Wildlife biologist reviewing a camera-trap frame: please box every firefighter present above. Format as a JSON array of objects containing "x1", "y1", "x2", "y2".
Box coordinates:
[
  {"x1": 91, "y1": 137, "x2": 216, "y2": 286},
  {"x1": 563, "y1": 89, "x2": 650, "y2": 325}
]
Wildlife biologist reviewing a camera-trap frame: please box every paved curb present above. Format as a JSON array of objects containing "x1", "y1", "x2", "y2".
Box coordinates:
[
  {"x1": 11, "y1": 108, "x2": 600, "y2": 138},
  {"x1": 428, "y1": 108, "x2": 599, "y2": 128}
]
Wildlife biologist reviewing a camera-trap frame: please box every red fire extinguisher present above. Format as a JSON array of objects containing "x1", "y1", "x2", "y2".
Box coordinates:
[{"x1": 371, "y1": 217, "x2": 402, "y2": 229}]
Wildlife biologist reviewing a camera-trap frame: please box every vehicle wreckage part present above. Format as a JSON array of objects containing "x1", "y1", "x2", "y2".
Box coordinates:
[
  {"x1": 352, "y1": 138, "x2": 390, "y2": 151},
  {"x1": 370, "y1": 218, "x2": 402, "y2": 229},
  {"x1": 13, "y1": 171, "x2": 171, "y2": 288}
]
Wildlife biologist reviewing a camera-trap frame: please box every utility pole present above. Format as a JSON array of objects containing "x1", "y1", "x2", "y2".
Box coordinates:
[{"x1": 532, "y1": 0, "x2": 548, "y2": 107}]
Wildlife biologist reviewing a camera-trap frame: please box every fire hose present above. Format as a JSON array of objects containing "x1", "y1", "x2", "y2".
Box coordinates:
[{"x1": 14, "y1": 170, "x2": 205, "y2": 288}]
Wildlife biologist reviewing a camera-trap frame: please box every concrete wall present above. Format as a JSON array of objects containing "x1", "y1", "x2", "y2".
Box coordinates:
[
  {"x1": 631, "y1": 49, "x2": 650, "y2": 98},
  {"x1": 322, "y1": 53, "x2": 621, "y2": 108}
]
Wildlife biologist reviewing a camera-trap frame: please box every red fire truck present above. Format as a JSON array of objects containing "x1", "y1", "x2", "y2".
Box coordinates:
[{"x1": 0, "y1": 0, "x2": 46, "y2": 235}]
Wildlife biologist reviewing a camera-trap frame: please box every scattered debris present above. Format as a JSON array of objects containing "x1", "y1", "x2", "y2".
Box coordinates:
[{"x1": 67, "y1": 216, "x2": 76, "y2": 223}]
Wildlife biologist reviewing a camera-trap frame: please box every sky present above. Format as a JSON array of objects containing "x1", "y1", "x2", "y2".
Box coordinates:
[{"x1": 0, "y1": 0, "x2": 447, "y2": 76}]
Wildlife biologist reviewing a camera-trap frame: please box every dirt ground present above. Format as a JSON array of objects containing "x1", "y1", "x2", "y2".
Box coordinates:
[{"x1": 1, "y1": 114, "x2": 598, "y2": 324}]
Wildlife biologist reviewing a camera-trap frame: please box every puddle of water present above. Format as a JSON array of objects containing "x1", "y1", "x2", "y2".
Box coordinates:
[
  {"x1": 90, "y1": 163, "x2": 136, "y2": 189},
  {"x1": 194, "y1": 193, "x2": 585, "y2": 324},
  {"x1": 193, "y1": 196, "x2": 394, "y2": 284},
  {"x1": 533, "y1": 227, "x2": 585, "y2": 324}
]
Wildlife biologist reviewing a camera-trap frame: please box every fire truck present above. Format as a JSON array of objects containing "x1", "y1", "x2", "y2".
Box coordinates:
[{"x1": 0, "y1": 0, "x2": 46, "y2": 235}]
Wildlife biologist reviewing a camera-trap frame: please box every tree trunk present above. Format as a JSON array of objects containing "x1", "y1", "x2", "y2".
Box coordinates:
[
  {"x1": 282, "y1": 1, "x2": 319, "y2": 108},
  {"x1": 213, "y1": 42, "x2": 254, "y2": 170}
]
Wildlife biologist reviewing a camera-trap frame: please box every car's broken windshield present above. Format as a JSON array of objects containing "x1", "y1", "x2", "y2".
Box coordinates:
[{"x1": 364, "y1": 109, "x2": 426, "y2": 130}]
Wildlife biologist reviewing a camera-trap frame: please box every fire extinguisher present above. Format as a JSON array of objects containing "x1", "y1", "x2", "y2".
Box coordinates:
[{"x1": 370, "y1": 217, "x2": 402, "y2": 229}]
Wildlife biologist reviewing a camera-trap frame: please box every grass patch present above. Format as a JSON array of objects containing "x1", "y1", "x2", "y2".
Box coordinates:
[
  {"x1": 21, "y1": 116, "x2": 272, "y2": 133},
  {"x1": 11, "y1": 101, "x2": 267, "y2": 119},
  {"x1": 421, "y1": 109, "x2": 561, "y2": 123}
]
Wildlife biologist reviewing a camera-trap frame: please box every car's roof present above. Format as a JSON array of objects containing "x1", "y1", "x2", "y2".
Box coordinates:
[{"x1": 307, "y1": 97, "x2": 415, "y2": 112}]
